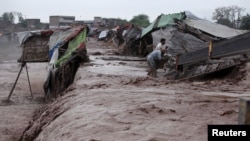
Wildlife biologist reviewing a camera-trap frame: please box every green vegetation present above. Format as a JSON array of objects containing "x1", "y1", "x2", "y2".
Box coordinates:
[
  {"x1": 212, "y1": 5, "x2": 245, "y2": 29},
  {"x1": 240, "y1": 14, "x2": 250, "y2": 30},
  {"x1": 130, "y1": 14, "x2": 150, "y2": 28},
  {"x1": 2, "y1": 12, "x2": 14, "y2": 24}
]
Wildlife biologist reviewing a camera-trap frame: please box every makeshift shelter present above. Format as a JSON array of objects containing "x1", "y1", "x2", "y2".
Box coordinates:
[
  {"x1": 115, "y1": 24, "x2": 153, "y2": 56},
  {"x1": 11, "y1": 27, "x2": 88, "y2": 100},
  {"x1": 17, "y1": 30, "x2": 53, "y2": 62},
  {"x1": 140, "y1": 11, "x2": 249, "y2": 79},
  {"x1": 7, "y1": 30, "x2": 54, "y2": 101},
  {"x1": 142, "y1": 11, "x2": 248, "y2": 56},
  {"x1": 113, "y1": 24, "x2": 131, "y2": 47},
  {"x1": 44, "y1": 27, "x2": 88, "y2": 99},
  {"x1": 142, "y1": 11, "x2": 247, "y2": 39},
  {"x1": 97, "y1": 29, "x2": 115, "y2": 42},
  {"x1": 151, "y1": 27, "x2": 208, "y2": 56}
]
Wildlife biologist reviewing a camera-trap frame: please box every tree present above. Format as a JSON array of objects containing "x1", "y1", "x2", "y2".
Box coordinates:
[
  {"x1": 9, "y1": 12, "x2": 14, "y2": 24},
  {"x1": 130, "y1": 14, "x2": 150, "y2": 27},
  {"x1": 15, "y1": 12, "x2": 27, "y2": 27},
  {"x1": 240, "y1": 14, "x2": 250, "y2": 30},
  {"x1": 212, "y1": 7, "x2": 230, "y2": 21},
  {"x1": 115, "y1": 18, "x2": 128, "y2": 27},
  {"x1": 212, "y1": 5, "x2": 245, "y2": 28},
  {"x1": 2, "y1": 12, "x2": 15, "y2": 24},
  {"x1": 217, "y1": 18, "x2": 233, "y2": 27},
  {"x1": 2, "y1": 12, "x2": 10, "y2": 22}
]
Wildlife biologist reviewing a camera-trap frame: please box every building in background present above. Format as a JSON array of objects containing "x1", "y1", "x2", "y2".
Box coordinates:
[
  {"x1": 93, "y1": 17, "x2": 102, "y2": 27},
  {"x1": 93, "y1": 16, "x2": 127, "y2": 29},
  {"x1": 83, "y1": 20, "x2": 94, "y2": 27},
  {"x1": 26, "y1": 19, "x2": 40, "y2": 29},
  {"x1": 49, "y1": 16, "x2": 75, "y2": 29}
]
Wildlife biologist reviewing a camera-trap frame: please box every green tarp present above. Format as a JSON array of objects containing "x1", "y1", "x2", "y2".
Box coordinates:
[
  {"x1": 141, "y1": 12, "x2": 186, "y2": 38},
  {"x1": 55, "y1": 29, "x2": 87, "y2": 67}
]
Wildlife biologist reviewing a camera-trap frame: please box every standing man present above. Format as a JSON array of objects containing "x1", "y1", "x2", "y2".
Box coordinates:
[
  {"x1": 147, "y1": 47, "x2": 167, "y2": 77},
  {"x1": 155, "y1": 38, "x2": 166, "y2": 50}
]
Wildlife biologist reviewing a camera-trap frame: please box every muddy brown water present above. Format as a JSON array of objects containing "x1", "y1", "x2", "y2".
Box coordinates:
[{"x1": 0, "y1": 38, "x2": 249, "y2": 141}]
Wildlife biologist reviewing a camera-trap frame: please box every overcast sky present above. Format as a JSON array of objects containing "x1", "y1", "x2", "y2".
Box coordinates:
[{"x1": 0, "y1": 0, "x2": 250, "y2": 23}]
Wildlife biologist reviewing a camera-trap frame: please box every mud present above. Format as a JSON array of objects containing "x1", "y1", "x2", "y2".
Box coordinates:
[
  {"x1": 1, "y1": 38, "x2": 250, "y2": 141},
  {"x1": 0, "y1": 62, "x2": 47, "y2": 141}
]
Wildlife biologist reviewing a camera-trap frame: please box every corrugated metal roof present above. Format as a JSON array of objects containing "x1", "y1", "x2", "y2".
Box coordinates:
[
  {"x1": 141, "y1": 11, "x2": 248, "y2": 39},
  {"x1": 184, "y1": 18, "x2": 248, "y2": 39}
]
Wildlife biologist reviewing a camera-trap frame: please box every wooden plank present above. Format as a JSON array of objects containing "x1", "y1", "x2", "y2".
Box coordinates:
[
  {"x1": 212, "y1": 32, "x2": 250, "y2": 59},
  {"x1": 177, "y1": 32, "x2": 250, "y2": 66},
  {"x1": 175, "y1": 59, "x2": 242, "y2": 80},
  {"x1": 177, "y1": 47, "x2": 208, "y2": 65}
]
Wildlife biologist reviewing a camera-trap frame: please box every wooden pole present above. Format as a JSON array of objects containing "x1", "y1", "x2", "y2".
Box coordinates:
[
  {"x1": 239, "y1": 98, "x2": 250, "y2": 124},
  {"x1": 7, "y1": 62, "x2": 25, "y2": 101}
]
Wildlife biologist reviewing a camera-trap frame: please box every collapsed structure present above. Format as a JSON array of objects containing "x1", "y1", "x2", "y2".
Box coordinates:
[
  {"x1": 112, "y1": 24, "x2": 153, "y2": 56},
  {"x1": 116, "y1": 11, "x2": 249, "y2": 79},
  {"x1": 11, "y1": 11, "x2": 250, "y2": 100},
  {"x1": 16, "y1": 26, "x2": 88, "y2": 100}
]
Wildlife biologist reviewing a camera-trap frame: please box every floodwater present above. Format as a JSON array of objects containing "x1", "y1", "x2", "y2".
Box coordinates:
[
  {"x1": 0, "y1": 35, "x2": 22, "y2": 63},
  {"x1": 0, "y1": 38, "x2": 250, "y2": 141}
]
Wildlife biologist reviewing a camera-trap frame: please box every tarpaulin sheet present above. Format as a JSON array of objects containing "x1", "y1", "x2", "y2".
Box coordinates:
[
  {"x1": 55, "y1": 29, "x2": 86, "y2": 67},
  {"x1": 98, "y1": 30, "x2": 108, "y2": 39},
  {"x1": 152, "y1": 27, "x2": 208, "y2": 56},
  {"x1": 16, "y1": 30, "x2": 53, "y2": 45},
  {"x1": 141, "y1": 12, "x2": 186, "y2": 38},
  {"x1": 16, "y1": 30, "x2": 42, "y2": 45},
  {"x1": 49, "y1": 28, "x2": 79, "y2": 58}
]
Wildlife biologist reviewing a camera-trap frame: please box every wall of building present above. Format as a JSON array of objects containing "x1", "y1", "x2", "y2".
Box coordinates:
[
  {"x1": 26, "y1": 19, "x2": 40, "y2": 28},
  {"x1": 49, "y1": 16, "x2": 75, "y2": 28}
]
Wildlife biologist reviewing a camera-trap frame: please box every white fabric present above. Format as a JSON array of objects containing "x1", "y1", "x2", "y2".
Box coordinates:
[
  {"x1": 155, "y1": 42, "x2": 165, "y2": 50},
  {"x1": 49, "y1": 48, "x2": 59, "y2": 67},
  {"x1": 98, "y1": 30, "x2": 108, "y2": 39},
  {"x1": 49, "y1": 28, "x2": 76, "y2": 50}
]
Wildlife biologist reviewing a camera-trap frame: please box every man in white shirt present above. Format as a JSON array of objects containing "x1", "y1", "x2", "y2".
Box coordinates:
[{"x1": 155, "y1": 38, "x2": 166, "y2": 50}]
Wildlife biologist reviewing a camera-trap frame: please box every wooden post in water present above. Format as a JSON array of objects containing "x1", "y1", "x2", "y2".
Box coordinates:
[{"x1": 239, "y1": 98, "x2": 250, "y2": 124}]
